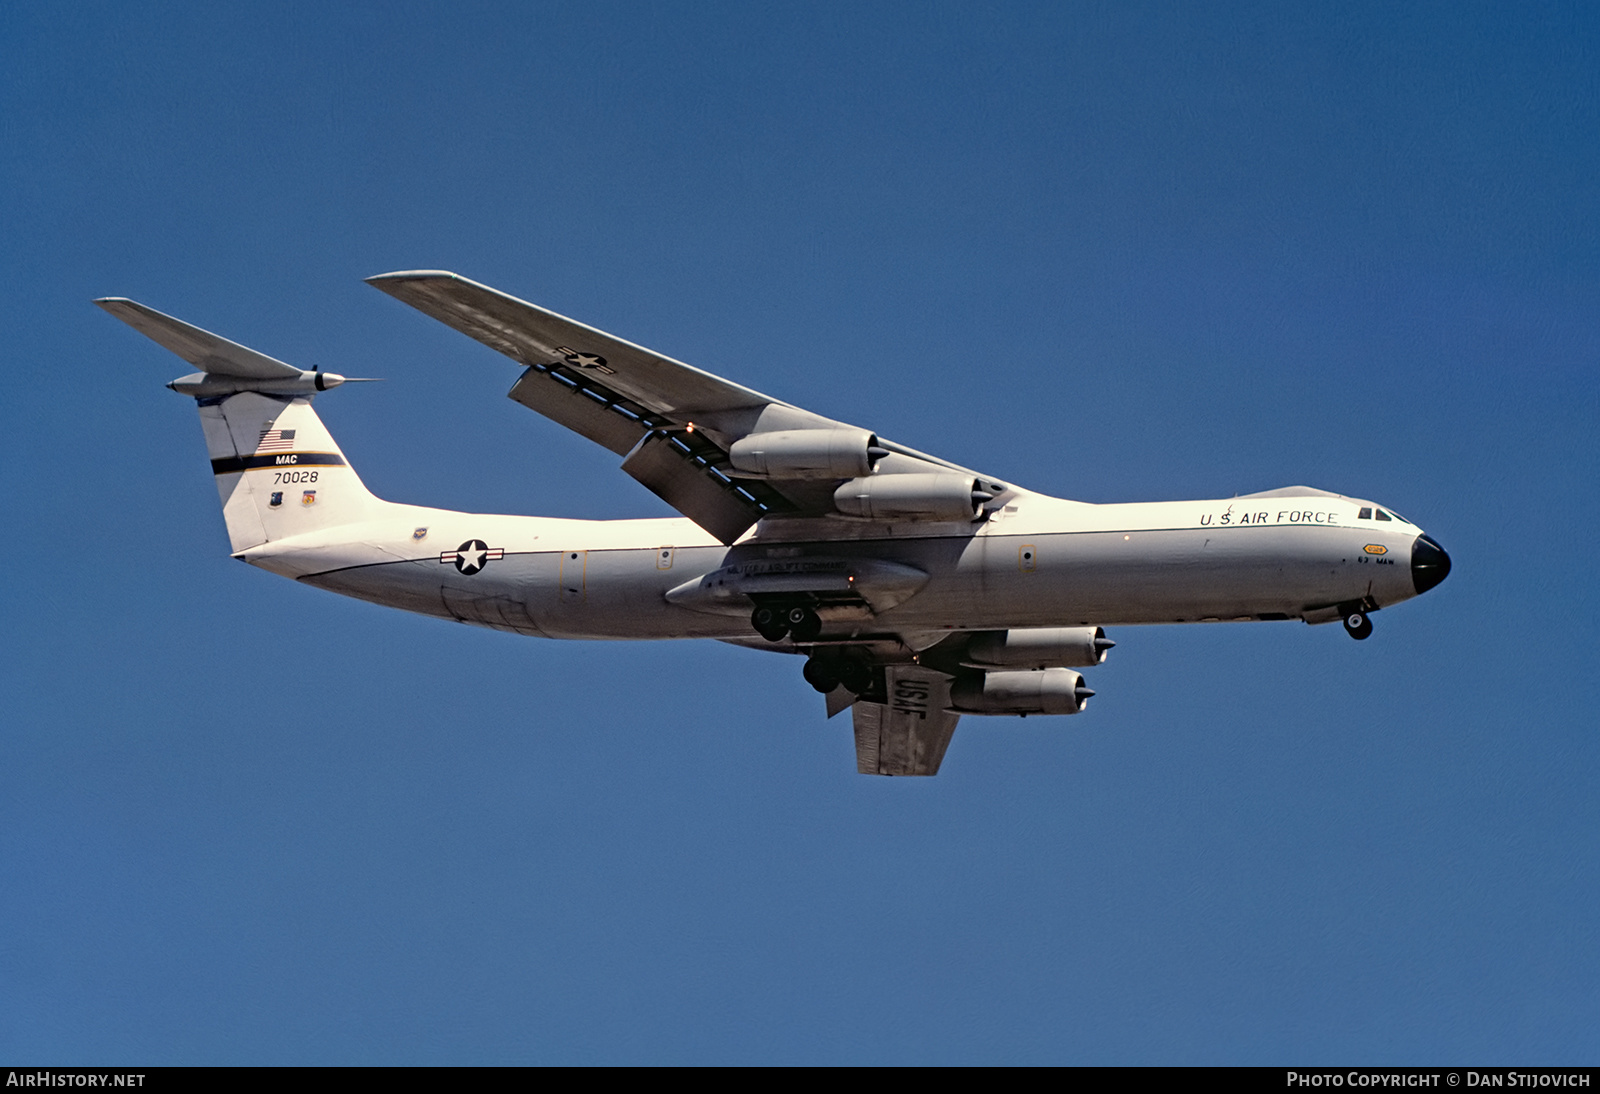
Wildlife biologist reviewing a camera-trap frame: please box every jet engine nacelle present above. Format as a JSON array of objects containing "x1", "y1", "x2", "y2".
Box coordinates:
[
  {"x1": 728, "y1": 428, "x2": 888, "y2": 479},
  {"x1": 833, "y1": 472, "x2": 992, "y2": 522},
  {"x1": 949, "y1": 668, "x2": 1094, "y2": 716},
  {"x1": 965, "y1": 626, "x2": 1114, "y2": 669}
]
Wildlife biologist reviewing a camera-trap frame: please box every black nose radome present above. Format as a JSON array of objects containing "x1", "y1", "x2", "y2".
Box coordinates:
[{"x1": 1412, "y1": 534, "x2": 1452, "y2": 595}]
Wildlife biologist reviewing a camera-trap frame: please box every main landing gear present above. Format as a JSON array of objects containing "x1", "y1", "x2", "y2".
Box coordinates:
[
  {"x1": 751, "y1": 603, "x2": 822, "y2": 643},
  {"x1": 802, "y1": 655, "x2": 874, "y2": 695}
]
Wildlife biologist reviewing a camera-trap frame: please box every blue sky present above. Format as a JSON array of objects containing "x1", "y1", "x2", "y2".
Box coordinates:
[{"x1": 3, "y1": 0, "x2": 1596, "y2": 1064}]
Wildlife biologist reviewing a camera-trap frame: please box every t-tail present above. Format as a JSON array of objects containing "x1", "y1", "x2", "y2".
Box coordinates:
[{"x1": 94, "y1": 298, "x2": 386, "y2": 554}]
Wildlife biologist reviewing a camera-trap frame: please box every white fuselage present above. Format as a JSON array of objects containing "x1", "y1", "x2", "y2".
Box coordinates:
[{"x1": 236, "y1": 488, "x2": 1428, "y2": 644}]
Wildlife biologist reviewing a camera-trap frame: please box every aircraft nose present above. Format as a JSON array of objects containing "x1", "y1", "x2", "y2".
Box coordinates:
[{"x1": 1411, "y1": 534, "x2": 1452, "y2": 595}]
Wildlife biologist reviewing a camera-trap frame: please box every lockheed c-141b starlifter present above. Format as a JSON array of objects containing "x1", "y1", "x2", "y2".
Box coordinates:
[{"x1": 95, "y1": 272, "x2": 1451, "y2": 775}]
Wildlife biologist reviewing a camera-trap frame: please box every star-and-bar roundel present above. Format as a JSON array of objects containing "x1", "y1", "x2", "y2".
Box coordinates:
[
  {"x1": 554, "y1": 344, "x2": 615, "y2": 375},
  {"x1": 440, "y1": 539, "x2": 504, "y2": 575}
]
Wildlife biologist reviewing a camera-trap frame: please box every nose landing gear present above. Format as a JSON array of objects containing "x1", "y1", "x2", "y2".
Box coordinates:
[{"x1": 1343, "y1": 609, "x2": 1374, "y2": 641}]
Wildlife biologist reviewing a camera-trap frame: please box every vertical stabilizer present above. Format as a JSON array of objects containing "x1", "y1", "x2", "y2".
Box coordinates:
[{"x1": 201, "y1": 392, "x2": 382, "y2": 553}]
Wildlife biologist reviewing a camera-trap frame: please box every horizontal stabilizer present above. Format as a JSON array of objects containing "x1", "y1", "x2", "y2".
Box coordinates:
[{"x1": 94, "y1": 298, "x2": 303, "y2": 379}]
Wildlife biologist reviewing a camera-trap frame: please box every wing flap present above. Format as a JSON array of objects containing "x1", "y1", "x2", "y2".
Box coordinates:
[
  {"x1": 505, "y1": 364, "x2": 653, "y2": 457},
  {"x1": 619, "y1": 432, "x2": 769, "y2": 545}
]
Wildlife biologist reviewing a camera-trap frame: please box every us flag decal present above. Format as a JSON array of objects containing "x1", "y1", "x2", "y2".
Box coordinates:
[{"x1": 257, "y1": 428, "x2": 297, "y2": 452}]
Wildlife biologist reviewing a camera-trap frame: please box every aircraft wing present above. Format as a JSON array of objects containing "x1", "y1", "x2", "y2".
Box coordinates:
[
  {"x1": 851, "y1": 666, "x2": 961, "y2": 776},
  {"x1": 367, "y1": 271, "x2": 999, "y2": 543}
]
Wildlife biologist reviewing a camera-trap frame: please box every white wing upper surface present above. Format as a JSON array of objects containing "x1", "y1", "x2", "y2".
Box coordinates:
[{"x1": 366, "y1": 271, "x2": 999, "y2": 543}]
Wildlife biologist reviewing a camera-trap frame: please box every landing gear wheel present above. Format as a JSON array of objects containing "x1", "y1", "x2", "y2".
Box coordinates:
[
  {"x1": 787, "y1": 606, "x2": 823, "y2": 643},
  {"x1": 1343, "y1": 610, "x2": 1373, "y2": 641},
  {"x1": 802, "y1": 658, "x2": 839, "y2": 694},
  {"x1": 836, "y1": 659, "x2": 873, "y2": 695},
  {"x1": 752, "y1": 606, "x2": 789, "y2": 642}
]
